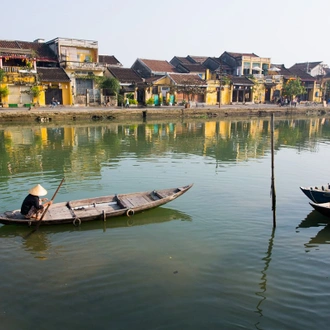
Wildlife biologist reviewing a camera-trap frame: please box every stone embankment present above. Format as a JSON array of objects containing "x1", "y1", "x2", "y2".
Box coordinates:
[{"x1": 0, "y1": 104, "x2": 328, "y2": 124}]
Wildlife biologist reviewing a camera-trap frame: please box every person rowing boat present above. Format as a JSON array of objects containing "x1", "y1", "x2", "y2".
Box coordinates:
[{"x1": 20, "y1": 184, "x2": 53, "y2": 220}]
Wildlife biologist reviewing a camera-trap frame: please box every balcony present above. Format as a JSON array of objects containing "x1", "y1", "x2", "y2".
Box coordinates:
[
  {"x1": 1, "y1": 66, "x2": 37, "y2": 75},
  {"x1": 60, "y1": 61, "x2": 104, "y2": 71},
  {"x1": 1, "y1": 66, "x2": 21, "y2": 73},
  {"x1": 253, "y1": 74, "x2": 264, "y2": 79}
]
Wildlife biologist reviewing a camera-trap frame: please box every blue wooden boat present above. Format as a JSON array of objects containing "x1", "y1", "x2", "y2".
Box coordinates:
[{"x1": 300, "y1": 184, "x2": 330, "y2": 203}]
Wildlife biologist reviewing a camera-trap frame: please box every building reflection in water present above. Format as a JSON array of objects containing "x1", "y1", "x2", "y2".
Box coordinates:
[{"x1": 1, "y1": 117, "x2": 329, "y2": 179}]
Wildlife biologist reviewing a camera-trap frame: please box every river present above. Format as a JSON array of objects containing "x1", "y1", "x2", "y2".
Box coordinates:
[{"x1": 1, "y1": 116, "x2": 330, "y2": 329}]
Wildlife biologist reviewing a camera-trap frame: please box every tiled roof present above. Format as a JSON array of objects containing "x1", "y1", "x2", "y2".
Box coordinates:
[
  {"x1": 37, "y1": 67, "x2": 70, "y2": 82},
  {"x1": 107, "y1": 67, "x2": 143, "y2": 84},
  {"x1": 144, "y1": 76, "x2": 163, "y2": 84},
  {"x1": 139, "y1": 59, "x2": 176, "y2": 73},
  {"x1": 270, "y1": 64, "x2": 293, "y2": 76},
  {"x1": 168, "y1": 73, "x2": 206, "y2": 86},
  {"x1": 172, "y1": 56, "x2": 193, "y2": 65},
  {"x1": 226, "y1": 52, "x2": 259, "y2": 59},
  {"x1": 208, "y1": 57, "x2": 233, "y2": 72},
  {"x1": 290, "y1": 62, "x2": 322, "y2": 72},
  {"x1": 99, "y1": 55, "x2": 122, "y2": 66},
  {"x1": 288, "y1": 68, "x2": 316, "y2": 81},
  {"x1": 187, "y1": 56, "x2": 208, "y2": 64},
  {"x1": 0, "y1": 39, "x2": 57, "y2": 61},
  {"x1": 231, "y1": 76, "x2": 254, "y2": 85},
  {"x1": 179, "y1": 63, "x2": 205, "y2": 73}
]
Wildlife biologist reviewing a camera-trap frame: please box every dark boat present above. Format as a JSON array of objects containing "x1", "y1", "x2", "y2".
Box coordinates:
[
  {"x1": 0, "y1": 184, "x2": 193, "y2": 226},
  {"x1": 309, "y1": 201, "x2": 330, "y2": 218},
  {"x1": 300, "y1": 185, "x2": 330, "y2": 203}
]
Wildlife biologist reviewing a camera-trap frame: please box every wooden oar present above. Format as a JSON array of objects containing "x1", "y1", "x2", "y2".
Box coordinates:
[
  {"x1": 37, "y1": 177, "x2": 65, "y2": 226},
  {"x1": 24, "y1": 178, "x2": 65, "y2": 238}
]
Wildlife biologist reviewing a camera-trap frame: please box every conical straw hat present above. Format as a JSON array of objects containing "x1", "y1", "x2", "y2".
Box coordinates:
[{"x1": 29, "y1": 184, "x2": 48, "y2": 196}]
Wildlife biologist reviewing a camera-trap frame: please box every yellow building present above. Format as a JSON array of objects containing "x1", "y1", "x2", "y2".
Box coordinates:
[
  {"x1": 46, "y1": 37, "x2": 105, "y2": 106},
  {"x1": 0, "y1": 39, "x2": 73, "y2": 107}
]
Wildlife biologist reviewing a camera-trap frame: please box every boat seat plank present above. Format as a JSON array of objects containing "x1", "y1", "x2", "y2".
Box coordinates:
[
  {"x1": 47, "y1": 206, "x2": 73, "y2": 220},
  {"x1": 124, "y1": 195, "x2": 151, "y2": 207},
  {"x1": 118, "y1": 197, "x2": 134, "y2": 208},
  {"x1": 154, "y1": 191, "x2": 168, "y2": 199},
  {"x1": 116, "y1": 196, "x2": 129, "y2": 209}
]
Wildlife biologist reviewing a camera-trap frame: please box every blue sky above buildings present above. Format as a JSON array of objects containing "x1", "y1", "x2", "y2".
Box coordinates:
[{"x1": 2, "y1": 0, "x2": 329, "y2": 68}]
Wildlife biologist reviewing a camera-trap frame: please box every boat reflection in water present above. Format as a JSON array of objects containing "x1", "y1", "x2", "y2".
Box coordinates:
[
  {"x1": 297, "y1": 210, "x2": 330, "y2": 229},
  {"x1": 297, "y1": 210, "x2": 330, "y2": 248},
  {"x1": 0, "y1": 207, "x2": 192, "y2": 257},
  {"x1": 307, "y1": 225, "x2": 330, "y2": 246}
]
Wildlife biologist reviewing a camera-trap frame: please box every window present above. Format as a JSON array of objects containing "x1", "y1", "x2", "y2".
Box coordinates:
[{"x1": 243, "y1": 62, "x2": 250, "y2": 75}]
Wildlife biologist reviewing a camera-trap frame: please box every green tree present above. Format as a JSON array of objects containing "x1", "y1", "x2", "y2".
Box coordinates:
[
  {"x1": 0, "y1": 69, "x2": 9, "y2": 104},
  {"x1": 0, "y1": 86, "x2": 9, "y2": 102},
  {"x1": 0, "y1": 69, "x2": 5, "y2": 82},
  {"x1": 99, "y1": 77, "x2": 120, "y2": 96},
  {"x1": 282, "y1": 78, "x2": 306, "y2": 101}
]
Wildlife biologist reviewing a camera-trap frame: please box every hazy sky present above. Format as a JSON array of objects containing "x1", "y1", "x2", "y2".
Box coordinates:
[{"x1": 2, "y1": 0, "x2": 329, "y2": 68}]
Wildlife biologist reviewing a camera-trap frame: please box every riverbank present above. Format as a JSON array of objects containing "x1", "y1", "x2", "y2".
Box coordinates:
[{"x1": 0, "y1": 103, "x2": 329, "y2": 123}]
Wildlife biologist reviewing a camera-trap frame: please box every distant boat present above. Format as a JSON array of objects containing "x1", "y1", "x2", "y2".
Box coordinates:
[
  {"x1": 0, "y1": 184, "x2": 193, "y2": 226},
  {"x1": 300, "y1": 184, "x2": 330, "y2": 203},
  {"x1": 309, "y1": 202, "x2": 330, "y2": 218}
]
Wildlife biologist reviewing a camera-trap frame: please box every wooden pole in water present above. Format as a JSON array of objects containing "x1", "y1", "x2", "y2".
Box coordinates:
[{"x1": 271, "y1": 113, "x2": 276, "y2": 227}]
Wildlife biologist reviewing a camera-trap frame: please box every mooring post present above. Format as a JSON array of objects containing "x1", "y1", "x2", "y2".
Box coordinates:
[{"x1": 271, "y1": 113, "x2": 276, "y2": 227}]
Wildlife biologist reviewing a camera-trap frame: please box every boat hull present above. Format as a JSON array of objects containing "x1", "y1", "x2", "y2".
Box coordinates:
[
  {"x1": 300, "y1": 186, "x2": 330, "y2": 203},
  {"x1": 309, "y1": 202, "x2": 330, "y2": 218},
  {"x1": 0, "y1": 184, "x2": 193, "y2": 226}
]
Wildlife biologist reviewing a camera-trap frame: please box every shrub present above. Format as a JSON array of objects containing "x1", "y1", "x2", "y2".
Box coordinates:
[
  {"x1": 30, "y1": 86, "x2": 40, "y2": 98},
  {"x1": 0, "y1": 86, "x2": 9, "y2": 99},
  {"x1": 129, "y1": 99, "x2": 138, "y2": 105},
  {"x1": 146, "y1": 97, "x2": 154, "y2": 105}
]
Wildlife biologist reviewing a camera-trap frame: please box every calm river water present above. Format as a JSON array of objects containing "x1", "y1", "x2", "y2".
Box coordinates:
[{"x1": 1, "y1": 116, "x2": 330, "y2": 330}]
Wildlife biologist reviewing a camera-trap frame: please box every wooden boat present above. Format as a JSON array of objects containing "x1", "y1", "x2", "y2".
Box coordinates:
[
  {"x1": 309, "y1": 201, "x2": 330, "y2": 218},
  {"x1": 0, "y1": 184, "x2": 193, "y2": 226},
  {"x1": 0, "y1": 207, "x2": 193, "y2": 255},
  {"x1": 300, "y1": 184, "x2": 330, "y2": 203},
  {"x1": 0, "y1": 207, "x2": 192, "y2": 238}
]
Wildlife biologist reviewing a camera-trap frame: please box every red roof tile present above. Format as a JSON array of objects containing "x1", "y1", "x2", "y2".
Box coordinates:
[{"x1": 139, "y1": 59, "x2": 176, "y2": 73}]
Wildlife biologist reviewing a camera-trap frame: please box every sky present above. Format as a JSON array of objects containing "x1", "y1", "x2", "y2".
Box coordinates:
[{"x1": 2, "y1": 0, "x2": 330, "y2": 68}]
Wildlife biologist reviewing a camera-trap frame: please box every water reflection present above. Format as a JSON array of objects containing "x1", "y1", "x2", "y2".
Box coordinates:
[
  {"x1": 296, "y1": 210, "x2": 330, "y2": 248},
  {"x1": 0, "y1": 207, "x2": 191, "y2": 257},
  {"x1": 297, "y1": 210, "x2": 330, "y2": 229},
  {"x1": 255, "y1": 228, "x2": 275, "y2": 329},
  {"x1": 1, "y1": 117, "x2": 329, "y2": 180},
  {"x1": 306, "y1": 225, "x2": 330, "y2": 246}
]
